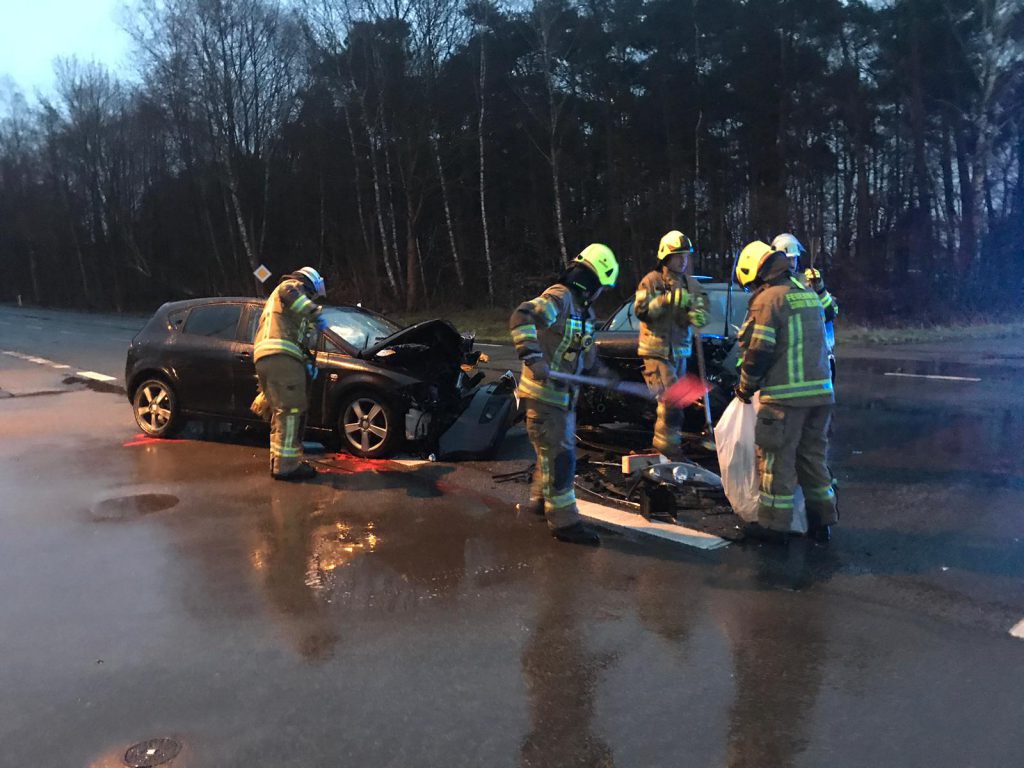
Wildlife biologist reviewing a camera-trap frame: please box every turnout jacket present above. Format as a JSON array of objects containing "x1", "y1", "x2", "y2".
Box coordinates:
[
  {"x1": 738, "y1": 261, "x2": 834, "y2": 407},
  {"x1": 254, "y1": 277, "x2": 323, "y2": 363},
  {"x1": 510, "y1": 283, "x2": 603, "y2": 410},
  {"x1": 635, "y1": 269, "x2": 697, "y2": 361}
]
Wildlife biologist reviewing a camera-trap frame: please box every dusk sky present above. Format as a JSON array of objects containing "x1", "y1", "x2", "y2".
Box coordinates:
[{"x1": 0, "y1": 0, "x2": 132, "y2": 97}]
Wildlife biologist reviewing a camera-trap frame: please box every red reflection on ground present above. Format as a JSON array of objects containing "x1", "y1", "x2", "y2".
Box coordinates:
[
  {"x1": 315, "y1": 454, "x2": 400, "y2": 474},
  {"x1": 122, "y1": 433, "x2": 187, "y2": 447}
]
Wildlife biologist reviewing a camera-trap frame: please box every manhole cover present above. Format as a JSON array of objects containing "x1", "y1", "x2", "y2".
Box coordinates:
[
  {"x1": 123, "y1": 737, "x2": 181, "y2": 767},
  {"x1": 92, "y1": 493, "x2": 179, "y2": 522}
]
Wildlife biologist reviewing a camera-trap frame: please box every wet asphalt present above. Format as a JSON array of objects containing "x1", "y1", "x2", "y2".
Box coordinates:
[{"x1": 1, "y1": 305, "x2": 1024, "y2": 767}]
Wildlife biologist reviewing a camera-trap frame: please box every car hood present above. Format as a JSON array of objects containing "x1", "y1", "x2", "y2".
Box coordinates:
[{"x1": 358, "y1": 319, "x2": 470, "y2": 364}]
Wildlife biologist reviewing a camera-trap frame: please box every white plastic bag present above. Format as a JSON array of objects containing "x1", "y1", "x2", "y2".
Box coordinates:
[
  {"x1": 715, "y1": 394, "x2": 808, "y2": 531},
  {"x1": 715, "y1": 394, "x2": 760, "y2": 522}
]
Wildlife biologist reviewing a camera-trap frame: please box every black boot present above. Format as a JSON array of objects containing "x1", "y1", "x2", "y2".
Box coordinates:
[
  {"x1": 274, "y1": 461, "x2": 318, "y2": 482},
  {"x1": 552, "y1": 522, "x2": 601, "y2": 547},
  {"x1": 742, "y1": 522, "x2": 789, "y2": 545},
  {"x1": 808, "y1": 523, "x2": 832, "y2": 545},
  {"x1": 516, "y1": 499, "x2": 546, "y2": 519}
]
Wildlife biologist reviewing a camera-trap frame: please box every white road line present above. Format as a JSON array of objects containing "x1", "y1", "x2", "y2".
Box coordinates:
[
  {"x1": 51, "y1": 364, "x2": 71, "y2": 370},
  {"x1": 26, "y1": 324, "x2": 43, "y2": 330},
  {"x1": 75, "y1": 371, "x2": 117, "y2": 383},
  {"x1": 25, "y1": 356, "x2": 54, "y2": 365},
  {"x1": 1011, "y1": 618, "x2": 1024, "y2": 640},
  {"x1": 884, "y1": 372, "x2": 981, "y2": 383},
  {"x1": 576, "y1": 499, "x2": 729, "y2": 550}
]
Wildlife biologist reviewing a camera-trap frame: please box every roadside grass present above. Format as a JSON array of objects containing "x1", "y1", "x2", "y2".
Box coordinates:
[{"x1": 397, "y1": 307, "x2": 1024, "y2": 347}]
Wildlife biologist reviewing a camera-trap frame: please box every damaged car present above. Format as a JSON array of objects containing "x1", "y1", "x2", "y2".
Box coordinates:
[{"x1": 125, "y1": 298, "x2": 517, "y2": 459}]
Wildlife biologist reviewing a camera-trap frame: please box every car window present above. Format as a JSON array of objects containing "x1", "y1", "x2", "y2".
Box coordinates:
[
  {"x1": 166, "y1": 309, "x2": 187, "y2": 331},
  {"x1": 607, "y1": 300, "x2": 638, "y2": 332},
  {"x1": 320, "y1": 306, "x2": 401, "y2": 350},
  {"x1": 183, "y1": 304, "x2": 242, "y2": 340},
  {"x1": 246, "y1": 305, "x2": 261, "y2": 343}
]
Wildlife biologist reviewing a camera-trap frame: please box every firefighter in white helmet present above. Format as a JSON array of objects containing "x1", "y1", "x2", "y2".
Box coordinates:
[
  {"x1": 253, "y1": 267, "x2": 328, "y2": 481},
  {"x1": 771, "y1": 233, "x2": 838, "y2": 379},
  {"x1": 635, "y1": 230, "x2": 709, "y2": 458}
]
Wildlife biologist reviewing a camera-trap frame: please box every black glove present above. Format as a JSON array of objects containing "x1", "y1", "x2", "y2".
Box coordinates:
[
  {"x1": 734, "y1": 386, "x2": 753, "y2": 404},
  {"x1": 526, "y1": 357, "x2": 551, "y2": 382}
]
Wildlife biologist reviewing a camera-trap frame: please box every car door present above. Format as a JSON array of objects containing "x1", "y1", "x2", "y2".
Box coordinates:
[
  {"x1": 231, "y1": 303, "x2": 264, "y2": 418},
  {"x1": 174, "y1": 303, "x2": 245, "y2": 415}
]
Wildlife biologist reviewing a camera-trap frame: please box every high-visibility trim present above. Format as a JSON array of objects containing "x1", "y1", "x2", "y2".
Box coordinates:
[
  {"x1": 794, "y1": 315, "x2": 805, "y2": 383},
  {"x1": 760, "y1": 491, "x2": 795, "y2": 509},
  {"x1": 511, "y1": 325, "x2": 538, "y2": 345},
  {"x1": 761, "y1": 379, "x2": 833, "y2": 400},
  {"x1": 552, "y1": 317, "x2": 581, "y2": 374},
  {"x1": 290, "y1": 294, "x2": 314, "y2": 314},
  {"x1": 820, "y1": 293, "x2": 834, "y2": 310},
  {"x1": 548, "y1": 488, "x2": 576, "y2": 510},
  {"x1": 530, "y1": 296, "x2": 559, "y2": 327},
  {"x1": 787, "y1": 315, "x2": 797, "y2": 384},
  {"x1": 805, "y1": 485, "x2": 836, "y2": 502},
  {"x1": 254, "y1": 338, "x2": 305, "y2": 361},
  {"x1": 519, "y1": 376, "x2": 570, "y2": 409}
]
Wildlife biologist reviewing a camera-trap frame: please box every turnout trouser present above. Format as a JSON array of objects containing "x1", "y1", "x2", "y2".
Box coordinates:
[
  {"x1": 256, "y1": 354, "x2": 309, "y2": 477},
  {"x1": 525, "y1": 399, "x2": 581, "y2": 530},
  {"x1": 641, "y1": 357, "x2": 686, "y2": 455},
  {"x1": 754, "y1": 403, "x2": 838, "y2": 532}
]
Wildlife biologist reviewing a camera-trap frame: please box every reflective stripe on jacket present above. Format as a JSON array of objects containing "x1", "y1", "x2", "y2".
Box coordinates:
[
  {"x1": 635, "y1": 269, "x2": 693, "y2": 360},
  {"x1": 738, "y1": 276, "x2": 834, "y2": 406},
  {"x1": 254, "y1": 278, "x2": 322, "y2": 363},
  {"x1": 509, "y1": 284, "x2": 597, "y2": 410}
]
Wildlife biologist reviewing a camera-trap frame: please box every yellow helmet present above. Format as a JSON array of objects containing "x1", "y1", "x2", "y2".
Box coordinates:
[
  {"x1": 575, "y1": 243, "x2": 619, "y2": 287},
  {"x1": 735, "y1": 240, "x2": 774, "y2": 286},
  {"x1": 657, "y1": 230, "x2": 694, "y2": 261}
]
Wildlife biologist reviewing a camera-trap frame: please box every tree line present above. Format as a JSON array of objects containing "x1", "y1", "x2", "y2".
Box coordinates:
[{"x1": 0, "y1": 0, "x2": 1021, "y2": 320}]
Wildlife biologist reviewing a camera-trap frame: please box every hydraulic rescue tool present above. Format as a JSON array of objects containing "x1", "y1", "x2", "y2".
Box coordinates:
[{"x1": 548, "y1": 370, "x2": 707, "y2": 410}]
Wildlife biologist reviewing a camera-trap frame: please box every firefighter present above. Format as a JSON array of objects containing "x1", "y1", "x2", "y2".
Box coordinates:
[
  {"x1": 771, "y1": 233, "x2": 838, "y2": 380},
  {"x1": 734, "y1": 241, "x2": 837, "y2": 543},
  {"x1": 510, "y1": 244, "x2": 620, "y2": 546},
  {"x1": 253, "y1": 267, "x2": 329, "y2": 481},
  {"x1": 635, "y1": 230, "x2": 709, "y2": 458}
]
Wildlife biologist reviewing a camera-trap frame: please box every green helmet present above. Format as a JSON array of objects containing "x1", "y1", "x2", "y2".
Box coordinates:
[{"x1": 575, "y1": 243, "x2": 619, "y2": 288}]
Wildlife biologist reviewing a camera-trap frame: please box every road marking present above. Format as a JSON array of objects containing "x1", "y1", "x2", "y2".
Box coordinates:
[
  {"x1": 883, "y1": 372, "x2": 981, "y2": 383},
  {"x1": 26, "y1": 324, "x2": 43, "y2": 330},
  {"x1": 576, "y1": 499, "x2": 729, "y2": 550},
  {"x1": 475, "y1": 343, "x2": 506, "y2": 348},
  {"x1": 1011, "y1": 619, "x2": 1024, "y2": 640},
  {"x1": 76, "y1": 371, "x2": 117, "y2": 383}
]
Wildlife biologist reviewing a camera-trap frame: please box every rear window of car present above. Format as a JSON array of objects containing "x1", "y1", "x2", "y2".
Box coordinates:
[{"x1": 183, "y1": 304, "x2": 242, "y2": 340}]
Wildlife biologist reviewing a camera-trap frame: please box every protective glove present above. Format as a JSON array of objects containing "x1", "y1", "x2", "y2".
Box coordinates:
[
  {"x1": 306, "y1": 362, "x2": 319, "y2": 381},
  {"x1": 314, "y1": 313, "x2": 330, "y2": 333},
  {"x1": 804, "y1": 268, "x2": 826, "y2": 294},
  {"x1": 670, "y1": 287, "x2": 690, "y2": 310},
  {"x1": 688, "y1": 308, "x2": 709, "y2": 328},
  {"x1": 526, "y1": 357, "x2": 551, "y2": 382},
  {"x1": 734, "y1": 386, "x2": 753, "y2": 404}
]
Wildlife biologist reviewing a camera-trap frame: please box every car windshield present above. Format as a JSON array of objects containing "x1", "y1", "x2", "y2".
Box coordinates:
[
  {"x1": 605, "y1": 284, "x2": 749, "y2": 338},
  {"x1": 320, "y1": 306, "x2": 400, "y2": 349}
]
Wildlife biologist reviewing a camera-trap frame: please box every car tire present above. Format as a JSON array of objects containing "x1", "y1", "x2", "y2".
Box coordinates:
[
  {"x1": 336, "y1": 390, "x2": 402, "y2": 458},
  {"x1": 132, "y1": 377, "x2": 183, "y2": 438}
]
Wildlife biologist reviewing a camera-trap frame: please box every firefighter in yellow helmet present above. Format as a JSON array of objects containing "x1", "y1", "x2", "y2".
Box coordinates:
[
  {"x1": 253, "y1": 267, "x2": 329, "y2": 481},
  {"x1": 634, "y1": 230, "x2": 709, "y2": 458},
  {"x1": 734, "y1": 242, "x2": 837, "y2": 542},
  {"x1": 509, "y1": 244, "x2": 620, "y2": 546}
]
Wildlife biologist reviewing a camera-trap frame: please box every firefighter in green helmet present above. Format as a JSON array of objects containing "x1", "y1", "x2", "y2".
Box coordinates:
[
  {"x1": 734, "y1": 241, "x2": 837, "y2": 543},
  {"x1": 509, "y1": 244, "x2": 620, "y2": 546}
]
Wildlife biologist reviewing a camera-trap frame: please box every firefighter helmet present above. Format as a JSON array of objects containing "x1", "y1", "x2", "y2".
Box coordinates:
[
  {"x1": 736, "y1": 241, "x2": 774, "y2": 287},
  {"x1": 658, "y1": 230, "x2": 695, "y2": 261},
  {"x1": 575, "y1": 244, "x2": 619, "y2": 288},
  {"x1": 297, "y1": 266, "x2": 326, "y2": 297},
  {"x1": 771, "y1": 233, "x2": 804, "y2": 271}
]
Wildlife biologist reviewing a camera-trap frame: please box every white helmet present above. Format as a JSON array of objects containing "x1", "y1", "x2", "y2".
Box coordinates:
[
  {"x1": 771, "y1": 233, "x2": 805, "y2": 272},
  {"x1": 296, "y1": 266, "x2": 326, "y2": 297}
]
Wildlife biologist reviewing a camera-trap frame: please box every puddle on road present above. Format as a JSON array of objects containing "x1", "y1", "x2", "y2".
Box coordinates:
[{"x1": 91, "y1": 493, "x2": 179, "y2": 522}]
